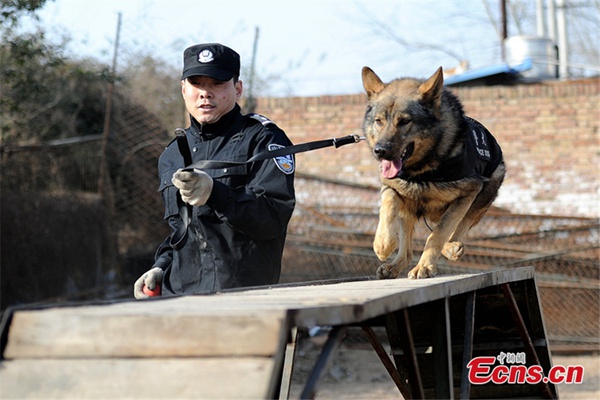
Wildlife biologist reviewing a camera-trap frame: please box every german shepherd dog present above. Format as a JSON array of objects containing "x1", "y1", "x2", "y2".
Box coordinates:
[{"x1": 362, "y1": 66, "x2": 505, "y2": 279}]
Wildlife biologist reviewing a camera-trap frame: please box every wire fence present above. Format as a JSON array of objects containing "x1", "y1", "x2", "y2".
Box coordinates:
[
  {"x1": 1, "y1": 95, "x2": 598, "y2": 352},
  {"x1": 0, "y1": 92, "x2": 171, "y2": 308},
  {"x1": 282, "y1": 176, "x2": 599, "y2": 353}
]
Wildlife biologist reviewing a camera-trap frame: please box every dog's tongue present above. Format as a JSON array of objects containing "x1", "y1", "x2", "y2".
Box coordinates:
[{"x1": 381, "y1": 159, "x2": 403, "y2": 179}]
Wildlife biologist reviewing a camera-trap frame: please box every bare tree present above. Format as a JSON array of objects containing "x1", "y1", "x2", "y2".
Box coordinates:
[
  {"x1": 355, "y1": 0, "x2": 598, "y2": 77},
  {"x1": 352, "y1": 1, "x2": 466, "y2": 63}
]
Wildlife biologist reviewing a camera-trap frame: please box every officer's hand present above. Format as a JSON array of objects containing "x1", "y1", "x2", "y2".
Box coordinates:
[
  {"x1": 133, "y1": 267, "x2": 164, "y2": 299},
  {"x1": 172, "y1": 168, "x2": 214, "y2": 206}
]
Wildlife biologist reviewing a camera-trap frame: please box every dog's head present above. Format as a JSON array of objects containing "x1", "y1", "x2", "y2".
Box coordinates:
[{"x1": 361, "y1": 66, "x2": 452, "y2": 180}]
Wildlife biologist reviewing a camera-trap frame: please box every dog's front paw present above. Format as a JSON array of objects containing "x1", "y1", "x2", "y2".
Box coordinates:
[
  {"x1": 407, "y1": 264, "x2": 437, "y2": 279},
  {"x1": 442, "y1": 241, "x2": 464, "y2": 261},
  {"x1": 376, "y1": 263, "x2": 399, "y2": 279}
]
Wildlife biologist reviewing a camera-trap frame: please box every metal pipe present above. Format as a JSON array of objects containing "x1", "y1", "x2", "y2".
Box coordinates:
[
  {"x1": 547, "y1": 0, "x2": 557, "y2": 42},
  {"x1": 536, "y1": 0, "x2": 547, "y2": 36},
  {"x1": 556, "y1": 0, "x2": 569, "y2": 79},
  {"x1": 501, "y1": 0, "x2": 508, "y2": 60}
]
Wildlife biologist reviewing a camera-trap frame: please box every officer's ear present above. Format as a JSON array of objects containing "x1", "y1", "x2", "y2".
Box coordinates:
[{"x1": 235, "y1": 79, "x2": 243, "y2": 100}]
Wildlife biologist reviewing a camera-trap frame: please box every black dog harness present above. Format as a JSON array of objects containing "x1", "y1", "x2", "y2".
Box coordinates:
[{"x1": 398, "y1": 117, "x2": 503, "y2": 183}]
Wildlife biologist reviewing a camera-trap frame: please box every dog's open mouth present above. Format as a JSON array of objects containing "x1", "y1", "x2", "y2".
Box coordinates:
[{"x1": 380, "y1": 142, "x2": 414, "y2": 179}]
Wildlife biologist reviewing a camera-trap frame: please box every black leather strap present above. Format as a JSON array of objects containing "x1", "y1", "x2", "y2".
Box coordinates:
[
  {"x1": 184, "y1": 134, "x2": 362, "y2": 171},
  {"x1": 169, "y1": 133, "x2": 193, "y2": 250},
  {"x1": 176, "y1": 131, "x2": 193, "y2": 166}
]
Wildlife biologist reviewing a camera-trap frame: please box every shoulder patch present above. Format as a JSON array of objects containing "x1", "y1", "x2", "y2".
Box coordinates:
[
  {"x1": 248, "y1": 113, "x2": 275, "y2": 126},
  {"x1": 268, "y1": 143, "x2": 295, "y2": 175}
]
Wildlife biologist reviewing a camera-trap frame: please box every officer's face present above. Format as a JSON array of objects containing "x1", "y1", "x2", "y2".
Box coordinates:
[{"x1": 181, "y1": 76, "x2": 242, "y2": 125}]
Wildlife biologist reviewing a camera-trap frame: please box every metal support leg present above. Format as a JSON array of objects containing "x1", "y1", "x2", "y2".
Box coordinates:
[
  {"x1": 299, "y1": 326, "x2": 347, "y2": 399},
  {"x1": 433, "y1": 297, "x2": 454, "y2": 400},
  {"x1": 279, "y1": 327, "x2": 298, "y2": 400},
  {"x1": 460, "y1": 291, "x2": 476, "y2": 400},
  {"x1": 386, "y1": 309, "x2": 425, "y2": 399},
  {"x1": 501, "y1": 283, "x2": 556, "y2": 399},
  {"x1": 361, "y1": 326, "x2": 406, "y2": 395}
]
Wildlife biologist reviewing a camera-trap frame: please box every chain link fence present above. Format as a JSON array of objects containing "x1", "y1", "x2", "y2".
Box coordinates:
[
  {"x1": 2, "y1": 84, "x2": 598, "y2": 352},
  {"x1": 283, "y1": 176, "x2": 599, "y2": 353},
  {"x1": 0, "y1": 90, "x2": 171, "y2": 308}
]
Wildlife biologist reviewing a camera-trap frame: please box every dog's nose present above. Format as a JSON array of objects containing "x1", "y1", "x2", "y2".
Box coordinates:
[{"x1": 373, "y1": 144, "x2": 390, "y2": 159}]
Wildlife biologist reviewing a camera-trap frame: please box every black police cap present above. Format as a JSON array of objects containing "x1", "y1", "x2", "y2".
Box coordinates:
[{"x1": 181, "y1": 43, "x2": 240, "y2": 81}]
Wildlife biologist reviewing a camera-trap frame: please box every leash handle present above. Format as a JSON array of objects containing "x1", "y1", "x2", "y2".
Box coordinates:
[
  {"x1": 175, "y1": 129, "x2": 193, "y2": 165},
  {"x1": 170, "y1": 130, "x2": 193, "y2": 250}
]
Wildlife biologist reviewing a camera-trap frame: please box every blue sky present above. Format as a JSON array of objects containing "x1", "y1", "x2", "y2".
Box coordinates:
[{"x1": 30, "y1": 0, "x2": 512, "y2": 96}]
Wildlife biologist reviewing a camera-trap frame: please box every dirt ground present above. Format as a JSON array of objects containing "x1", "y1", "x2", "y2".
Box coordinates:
[{"x1": 288, "y1": 340, "x2": 599, "y2": 399}]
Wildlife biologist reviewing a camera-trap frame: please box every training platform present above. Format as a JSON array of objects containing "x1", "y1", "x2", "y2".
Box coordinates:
[{"x1": 1, "y1": 266, "x2": 557, "y2": 399}]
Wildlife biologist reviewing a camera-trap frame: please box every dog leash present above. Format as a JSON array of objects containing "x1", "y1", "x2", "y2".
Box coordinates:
[
  {"x1": 169, "y1": 129, "x2": 365, "y2": 250},
  {"x1": 175, "y1": 129, "x2": 364, "y2": 171}
]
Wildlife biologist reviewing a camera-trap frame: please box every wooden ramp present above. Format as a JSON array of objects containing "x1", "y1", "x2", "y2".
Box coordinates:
[{"x1": 0, "y1": 267, "x2": 557, "y2": 399}]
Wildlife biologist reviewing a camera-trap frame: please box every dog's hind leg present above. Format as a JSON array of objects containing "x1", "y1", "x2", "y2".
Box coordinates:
[
  {"x1": 374, "y1": 187, "x2": 414, "y2": 279},
  {"x1": 442, "y1": 240, "x2": 466, "y2": 262},
  {"x1": 409, "y1": 189, "x2": 480, "y2": 279},
  {"x1": 443, "y1": 168, "x2": 505, "y2": 261},
  {"x1": 441, "y1": 207, "x2": 486, "y2": 261}
]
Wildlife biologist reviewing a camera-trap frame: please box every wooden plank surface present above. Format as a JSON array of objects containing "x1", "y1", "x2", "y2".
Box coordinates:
[
  {"x1": 4, "y1": 268, "x2": 534, "y2": 359},
  {"x1": 4, "y1": 307, "x2": 287, "y2": 359},
  {"x1": 1, "y1": 268, "x2": 537, "y2": 400},
  {"x1": 0, "y1": 358, "x2": 275, "y2": 399},
  {"x1": 220, "y1": 267, "x2": 534, "y2": 327}
]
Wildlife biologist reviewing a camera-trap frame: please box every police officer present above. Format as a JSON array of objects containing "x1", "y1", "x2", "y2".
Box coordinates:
[{"x1": 134, "y1": 43, "x2": 296, "y2": 299}]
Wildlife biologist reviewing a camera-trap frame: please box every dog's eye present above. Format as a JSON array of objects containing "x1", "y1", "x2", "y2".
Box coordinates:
[
  {"x1": 374, "y1": 118, "x2": 383, "y2": 127},
  {"x1": 398, "y1": 117, "x2": 411, "y2": 126}
]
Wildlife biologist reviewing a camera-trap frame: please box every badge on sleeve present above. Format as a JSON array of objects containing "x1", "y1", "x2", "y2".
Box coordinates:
[{"x1": 268, "y1": 144, "x2": 295, "y2": 175}]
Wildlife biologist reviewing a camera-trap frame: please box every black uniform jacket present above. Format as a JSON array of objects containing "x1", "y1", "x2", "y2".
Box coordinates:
[{"x1": 153, "y1": 104, "x2": 296, "y2": 295}]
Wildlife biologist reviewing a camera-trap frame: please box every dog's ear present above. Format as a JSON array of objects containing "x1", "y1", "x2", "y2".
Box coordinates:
[
  {"x1": 418, "y1": 67, "x2": 444, "y2": 117},
  {"x1": 362, "y1": 67, "x2": 385, "y2": 97}
]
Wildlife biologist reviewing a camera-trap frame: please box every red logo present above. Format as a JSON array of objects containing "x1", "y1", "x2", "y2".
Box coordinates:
[{"x1": 467, "y1": 353, "x2": 584, "y2": 385}]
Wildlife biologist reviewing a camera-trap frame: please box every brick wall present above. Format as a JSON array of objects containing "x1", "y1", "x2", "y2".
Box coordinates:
[{"x1": 255, "y1": 78, "x2": 600, "y2": 218}]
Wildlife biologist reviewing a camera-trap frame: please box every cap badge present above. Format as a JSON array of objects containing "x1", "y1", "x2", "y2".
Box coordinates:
[{"x1": 198, "y1": 49, "x2": 214, "y2": 63}]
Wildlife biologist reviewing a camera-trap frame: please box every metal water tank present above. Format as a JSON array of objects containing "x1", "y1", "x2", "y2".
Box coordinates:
[{"x1": 505, "y1": 36, "x2": 558, "y2": 81}]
